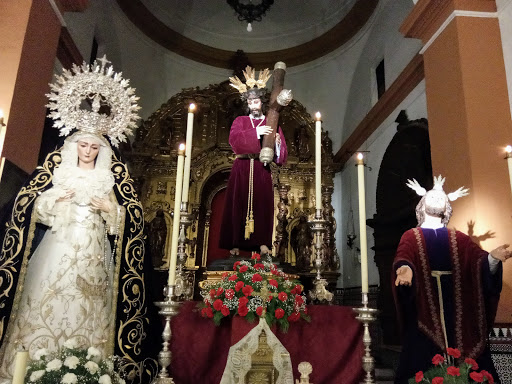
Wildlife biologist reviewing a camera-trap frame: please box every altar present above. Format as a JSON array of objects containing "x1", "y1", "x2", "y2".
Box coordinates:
[{"x1": 169, "y1": 301, "x2": 364, "y2": 384}]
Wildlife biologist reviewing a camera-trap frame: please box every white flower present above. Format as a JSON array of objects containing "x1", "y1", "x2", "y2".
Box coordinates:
[
  {"x1": 61, "y1": 373, "x2": 78, "y2": 384},
  {"x1": 105, "y1": 360, "x2": 114, "y2": 371},
  {"x1": 63, "y1": 338, "x2": 78, "y2": 349},
  {"x1": 86, "y1": 346, "x2": 102, "y2": 363},
  {"x1": 118, "y1": 379, "x2": 126, "y2": 384},
  {"x1": 98, "y1": 374, "x2": 112, "y2": 384},
  {"x1": 29, "y1": 370, "x2": 45, "y2": 381},
  {"x1": 33, "y1": 348, "x2": 49, "y2": 361},
  {"x1": 64, "y1": 355, "x2": 80, "y2": 369},
  {"x1": 85, "y1": 361, "x2": 100, "y2": 374},
  {"x1": 46, "y1": 358, "x2": 63, "y2": 371}
]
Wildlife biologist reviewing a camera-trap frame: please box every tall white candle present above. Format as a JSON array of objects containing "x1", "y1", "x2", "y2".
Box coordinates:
[
  {"x1": 12, "y1": 350, "x2": 28, "y2": 384},
  {"x1": 506, "y1": 145, "x2": 512, "y2": 197},
  {"x1": 356, "y1": 153, "x2": 369, "y2": 294},
  {"x1": 168, "y1": 143, "x2": 185, "y2": 286},
  {"x1": 182, "y1": 103, "x2": 195, "y2": 203},
  {"x1": 315, "y1": 112, "x2": 322, "y2": 211}
]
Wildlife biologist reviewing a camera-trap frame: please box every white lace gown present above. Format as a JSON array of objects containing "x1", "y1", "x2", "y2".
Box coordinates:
[{"x1": 0, "y1": 181, "x2": 121, "y2": 382}]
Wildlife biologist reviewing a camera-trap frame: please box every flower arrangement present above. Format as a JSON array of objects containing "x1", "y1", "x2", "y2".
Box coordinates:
[
  {"x1": 25, "y1": 339, "x2": 126, "y2": 384},
  {"x1": 199, "y1": 253, "x2": 310, "y2": 332},
  {"x1": 411, "y1": 348, "x2": 494, "y2": 384}
]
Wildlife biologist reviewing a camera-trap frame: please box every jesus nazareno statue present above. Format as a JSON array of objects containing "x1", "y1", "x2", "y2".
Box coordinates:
[{"x1": 219, "y1": 66, "x2": 288, "y2": 257}]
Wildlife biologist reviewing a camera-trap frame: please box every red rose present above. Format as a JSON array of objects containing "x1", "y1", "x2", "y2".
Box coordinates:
[
  {"x1": 432, "y1": 377, "x2": 444, "y2": 384},
  {"x1": 229, "y1": 274, "x2": 238, "y2": 281},
  {"x1": 446, "y1": 348, "x2": 461, "y2": 359},
  {"x1": 481, "y1": 370, "x2": 494, "y2": 384},
  {"x1": 251, "y1": 253, "x2": 261, "y2": 260},
  {"x1": 238, "y1": 305, "x2": 249, "y2": 317},
  {"x1": 233, "y1": 261, "x2": 241, "y2": 270},
  {"x1": 254, "y1": 263, "x2": 264, "y2": 270},
  {"x1": 213, "y1": 299, "x2": 223, "y2": 311},
  {"x1": 470, "y1": 371, "x2": 484, "y2": 383},
  {"x1": 235, "y1": 281, "x2": 244, "y2": 292},
  {"x1": 242, "y1": 285, "x2": 254, "y2": 296},
  {"x1": 432, "y1": 354, "x2": 445, "y2": 366},
  {"x1": 275, "y1": 308, "x2": 285, "y2": 319},
  {"x1": 252, "y1": 273, "x2": 263, "y2": 282},
  {"x1": 239, "y1": 265, "x2": 248, "y2": 273},
  {"x1": 201, "y1": 307, "x2": 213, "y2": 318},
  {"x1": 269, "y1": 279, "x2": 278, "y2": 288},
  {"x1": 465, "y1": 358, "x2": 478, "y2": 371},
  {"x1": 256, "y1": 306, "x2": 264, "y2": 316},
  {"x1": 287, "y1": 312, "x2": 300, "y2": 322},
  {"x1": 238, "y1": 296, "x2": 249, "y2": 306},
  {"x1": 278, "y1": 292, "x2": 288, "y2": 301},
  {"x1": 225, "y1": 288, "x2": 235, "y2": 300},
  {"x1": 221, "y1": 305, "x2": 230, "y2": 316},
  {"x1": 295, "y1": 295, "x2": 304, "y2": 305},
  {"x1": 446, "y1": 366, "x2": 460, "y2": 377},
  {"x1": 415, "y1": 371, "x2": 424, "y2": 383},
  {"x1": 209, "y1": 289, "x2": 216, "y2": 298},
  {"x1": 294, "y1": 285, "x2": 302, "y2": 294}
]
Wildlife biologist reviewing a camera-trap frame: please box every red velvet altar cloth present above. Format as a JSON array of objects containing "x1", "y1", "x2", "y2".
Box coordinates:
[{"x1": 169, "y1": 301, "x2": 364, "y2": 384}]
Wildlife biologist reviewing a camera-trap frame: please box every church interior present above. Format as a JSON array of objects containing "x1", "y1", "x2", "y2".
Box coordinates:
[{"x1": 1, "y1": 0, "x2": 512, "y2": 383}]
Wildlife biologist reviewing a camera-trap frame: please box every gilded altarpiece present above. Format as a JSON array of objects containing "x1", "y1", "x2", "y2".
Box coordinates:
[{"x1": 123, "y1": 81, "x2": 339, "y2": 294}]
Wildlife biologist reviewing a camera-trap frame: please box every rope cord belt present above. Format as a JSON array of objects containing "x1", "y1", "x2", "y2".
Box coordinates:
[
  {"x1": 431, "y1": 269, "x2": 453, "y2": 350},
  {"x1": 245, "y1": 158, "x2": 255, "y2": 239}
]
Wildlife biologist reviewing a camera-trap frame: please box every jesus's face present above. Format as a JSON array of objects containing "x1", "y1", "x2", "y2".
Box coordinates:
[
  {"x1": 424, "y1": 190, "x2": 447, "y2": 217},
  {"x1": 247, "y1": 96, "x2": 262, "y2": 118}
]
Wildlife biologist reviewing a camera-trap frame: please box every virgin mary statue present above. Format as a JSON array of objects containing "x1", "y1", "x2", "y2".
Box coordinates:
[{"x1": 0, "y1": 59, "x2": 158, "y2": 383}]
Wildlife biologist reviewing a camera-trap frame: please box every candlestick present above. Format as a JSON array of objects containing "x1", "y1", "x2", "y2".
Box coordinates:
[
  {"x1": 315, "y1": 112, "x2": 322, "y2": 211},
  {"x1": 12, "y1": 350, "x2": 28, "y2": 384},
  {"x1": 182, "y1": 103, "x2": 195, "y2": 203},
  {"x1": 169, "y1": 144, "x2": 185, "y2": 286},
  {"x1": 356, "y1": 153, "x2": 369, "y2": 294},
  {"x1": 506, "y1": 145, "x2": 512, "y2": 197}
]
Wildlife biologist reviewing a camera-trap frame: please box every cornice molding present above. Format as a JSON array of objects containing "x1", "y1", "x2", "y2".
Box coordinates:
[
  {"x1": 114, "y1": 0, "x2": 378, "y2": 69},
  {"x1": 400, "y1": 0, "x2": 497, "y2": 43},
  {"x1": 334, "y1": 54, "x2": 425, "y2": 168}
]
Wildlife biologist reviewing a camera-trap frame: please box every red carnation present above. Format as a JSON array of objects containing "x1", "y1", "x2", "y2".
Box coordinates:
[
  {"x1": 269, "y1": 279, "x2": 278, "y2": 288},
  {"x1": 446, "y1": 366, "x2": 460, "y2": 377},
  {"x1": 295, "y1": 295, "x2": 304, "y2": 305},
  {"x1": 239, "y1": 265, "x2": 248, "y2": 273},
  {"x1": 229, "y1": 274, "x2": 238, "y2": 281},
  {"x1": 222, "y1": 271, "x2": 229, "y2": 279},
  {"x1": 209, "y1": 289, "x2": 216, "y2": 298},
  {"x1": 201, "y1": 307, "x2": 213, "y2": 318},
  {"x1": 432, "y1": 377, "x2": 444, "y2": 384},
  {"x1": 251, "y1": 253, "x2": 261, "y2": 260},
  {"x1": 470, "y1": 371, "x2": 484, "y2": 383},
  {"x1": 225, "y1": 288, "x2": 235, "y2": 300},
  {"x1": 432, "y1": 354, "x2": 445, "y2": 366},
  {"x1": 275, "y1": 308, "x2": 285, "y2": 319},
  {"x1": 294, "y1": 285, "x2": 302, "y2": 294},
  {"x1": 242, "y1": 285, "x2": 254, "y2": 296},
  {"x1": 252, "y1": 273, "x2": 263, "y2": 282},
  {"x1": 238, "y1": 296, "x2": 249, "y2": 306},
  {"x1": 287, "y1": 312, "x2": 300, "y2": 322},
  {"x1": 465, "y1": 358, "x2": 478, "y2": 370},
  {"x1": 446, "y1": 347, "x2": 461, "y2": 359},
  {"x1": 278, "y1": 292, "x2": 288, "y2": 301},
  {"x1": 213, "y1": 299, "x2": 223, "y2": 311},
  {"x1": 221, "y1": 305, "x2": 230, "y2": 316},
  {"x1": 415, "y1": 371, "x2": 424, "y2": 383},
  {"x1": 254, "y1": 263, "x2": 264, "y2": 270},
  {"x1": 235, "y1": 281, "x2": 244, "y2": 292},
  {"x1": 216, "y1": 287, "x2": 224, "y2": 296},
  {"x1": 481, "y1": 370, "x2": 494, "y2": 384},
  {"x1": 233, "y1": 261, "x2": 241, "y2": 271},
  {"x1": 238, "y1": 305, "x2": 249, "y2": 317},
  {"x1": 256, "y1": 306, "x2": 264, "y2": 316},
  {"x1": 271, "y1": 268, "x2": 279, "y2": 275}
]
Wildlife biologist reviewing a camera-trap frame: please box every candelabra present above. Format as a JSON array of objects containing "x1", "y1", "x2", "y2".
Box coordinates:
[
  {"x1": 308, "y1": 209, "x2": 333, "y2": 302},
  {"x1": 153, "y1": 285, "x2": 183, "y2": 384},
  {"x1": 353, "y1": 293, "x2": 378, "y2": 384},
  {"x1": 175, "y1": 201, "x2": 195, "y2": 299}
]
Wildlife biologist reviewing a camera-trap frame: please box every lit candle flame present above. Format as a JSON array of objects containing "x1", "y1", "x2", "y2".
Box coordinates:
[
  {"x1": 357, "y1": 152, "x2": 364, "y2": 160},
  {"x1": 506, "y1": 145, "x2": 512, "y2": 154},
  {"x1": 179, "y1": 143, "x2": 185, "y2": 151},
  {"x1": 315, "y1": 112, "x2": 321, "y2": 121},
  {"x1": 189, "y1": 103, "x2": 196, "y2": 112}
]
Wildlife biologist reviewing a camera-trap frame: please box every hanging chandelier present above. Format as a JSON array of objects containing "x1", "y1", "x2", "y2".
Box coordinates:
[{"x1": 226, "y1": 0, "x2": 274, "y2": 32}]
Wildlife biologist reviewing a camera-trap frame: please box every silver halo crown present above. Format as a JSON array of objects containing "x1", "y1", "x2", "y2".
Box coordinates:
[{"x1": 46, "y1": 55, "x2": 140, "y2": 147}]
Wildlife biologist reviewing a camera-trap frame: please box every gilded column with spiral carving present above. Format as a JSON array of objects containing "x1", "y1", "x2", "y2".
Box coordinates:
[
  {"x1": 274, "y1": 184, "x2": 290, "y2": 262},
  {"x1": 321, "y1": 185, "x2": 336, "y2": 270}
]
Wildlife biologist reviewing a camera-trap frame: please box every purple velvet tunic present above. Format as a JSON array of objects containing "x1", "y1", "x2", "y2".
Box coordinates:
[{"x1": 219, "y1": 116, "x2": 287, "y2": 251}]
